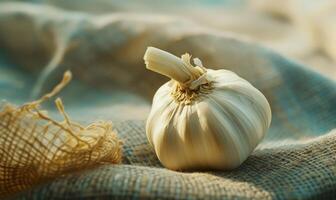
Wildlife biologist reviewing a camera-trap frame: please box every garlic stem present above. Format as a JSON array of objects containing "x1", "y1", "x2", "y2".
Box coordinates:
[{"x1": 144, "y1": 47, "x2": 194, "y2": 84}]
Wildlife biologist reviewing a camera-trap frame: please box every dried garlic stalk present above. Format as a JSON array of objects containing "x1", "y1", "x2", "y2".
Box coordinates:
[{"x1": 0, "y1": 71, "x2": 122, "y2": 197}]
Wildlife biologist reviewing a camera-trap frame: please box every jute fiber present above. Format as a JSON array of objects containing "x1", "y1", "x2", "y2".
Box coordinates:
[{"x1": 0, "y1": 72, "x2": 122, "y2": 198}]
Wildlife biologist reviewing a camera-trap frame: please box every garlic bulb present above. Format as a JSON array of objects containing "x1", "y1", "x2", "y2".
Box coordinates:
[{"x1": 144, "y1": 47, "x2": 272, "y2": 170}]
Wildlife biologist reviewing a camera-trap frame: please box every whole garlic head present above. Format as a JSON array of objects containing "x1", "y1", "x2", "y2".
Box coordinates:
[{"x1": 144, "y1": 47, "x2": 272, "y2": 171}]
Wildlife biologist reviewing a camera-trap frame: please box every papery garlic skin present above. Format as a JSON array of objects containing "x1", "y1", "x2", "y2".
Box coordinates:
[{"x1": 145, "y1": 47, "x2": 272, "y2": 170}]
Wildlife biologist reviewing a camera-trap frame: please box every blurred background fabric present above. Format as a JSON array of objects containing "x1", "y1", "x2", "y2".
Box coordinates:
[{"x1": 0, "y1": 0, "x2": 335, "y2": 199}]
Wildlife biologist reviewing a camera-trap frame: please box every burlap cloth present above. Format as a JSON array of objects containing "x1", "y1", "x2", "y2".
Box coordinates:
[{"x1": 0, "y1": 2, "x2": 335, "y2": 199}]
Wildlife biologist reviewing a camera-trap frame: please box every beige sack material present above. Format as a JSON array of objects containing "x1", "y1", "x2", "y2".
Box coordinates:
[
  {"x1": 251, "y1": 0, "x2": 336, "y2": 62},
  {"x1": 0, "y1": 71, "x2": 122, "y2": 198}
]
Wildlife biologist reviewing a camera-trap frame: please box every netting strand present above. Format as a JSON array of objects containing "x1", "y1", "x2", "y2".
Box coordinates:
[{"x1": 0, "y1": 71, "x2": 122, "y2": 197}]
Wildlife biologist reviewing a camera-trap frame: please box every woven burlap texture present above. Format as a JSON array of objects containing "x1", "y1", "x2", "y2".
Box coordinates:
[
  {"x1": 0, "y1": 3, "x2": 335, "y2": 199},
  {"x1": 0, "y1": 71, "x2": 122, "y2": 198},
  {"x1": 13, "y1": 121, "x2": 336, "y2": 199}
]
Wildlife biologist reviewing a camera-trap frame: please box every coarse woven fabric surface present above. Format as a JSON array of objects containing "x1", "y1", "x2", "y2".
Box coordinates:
[
  {"x1": 13, "y1": 122, "x2": 336, "y2": 200},
  {"x1": 0, "y1": 2, "x2": 335, "y2": 200}
]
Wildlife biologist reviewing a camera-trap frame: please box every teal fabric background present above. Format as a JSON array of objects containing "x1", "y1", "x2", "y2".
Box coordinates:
[{"x1": 0, "y1": 1, "x2": 335, "y2": 199}]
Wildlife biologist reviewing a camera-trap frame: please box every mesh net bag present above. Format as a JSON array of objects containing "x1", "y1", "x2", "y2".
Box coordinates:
[{"x1": 0, "y1": 71, "x2": 122, "y2": 198}]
